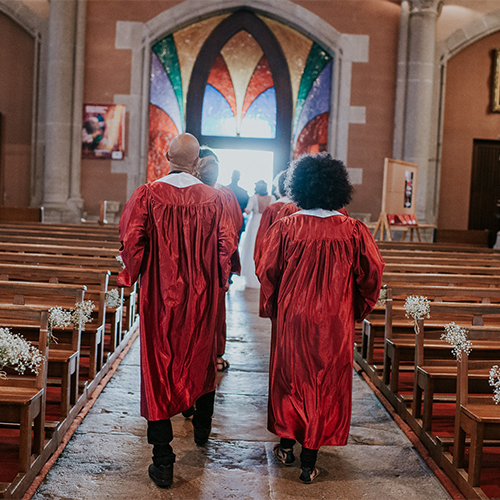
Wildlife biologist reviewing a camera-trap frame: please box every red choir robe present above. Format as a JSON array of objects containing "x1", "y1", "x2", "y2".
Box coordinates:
[
  {"x1": 216, "y1": 185, "x2": 243, "y2": 356},
  {"x1": 256, "y1": 210, "x2": 384, "y2": 449},
  {"x1": 275, "y1": 202, "x2": 300, "y2": 220},
  {"x1": 117, "y1": 173, "x2": 236, "y2": 421},
  {"x1": 253, "y1": 197, "x2": 292, "y2": 266}
]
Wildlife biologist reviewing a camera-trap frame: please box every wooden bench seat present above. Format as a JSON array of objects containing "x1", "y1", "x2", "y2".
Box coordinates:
[{"x1": 0, "y1": 307, "x2": 49, "y2": 473}]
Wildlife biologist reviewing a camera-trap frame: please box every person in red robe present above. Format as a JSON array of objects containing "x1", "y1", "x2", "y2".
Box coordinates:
[
  {"x1": 253, "y1": 170, "x2": 291, "y2": 267},
  {"x1": 256, "y1": 153, "x2": 384, "y2": 483},
  {"x1": 197, "y1": 147, "x2": 243, "y2": 372},
  {"x1": 117, "y1": 133, "x2": 236, "y2": 488}
]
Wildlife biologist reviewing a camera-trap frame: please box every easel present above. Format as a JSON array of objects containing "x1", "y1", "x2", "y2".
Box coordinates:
[{"x1": 373, "y1": 158, "x2": 422, "y2": 242}]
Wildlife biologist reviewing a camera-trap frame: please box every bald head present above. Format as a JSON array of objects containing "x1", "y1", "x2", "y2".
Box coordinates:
[{"x1": 167, "y1": 133, "x2": 200, "y2": 174}]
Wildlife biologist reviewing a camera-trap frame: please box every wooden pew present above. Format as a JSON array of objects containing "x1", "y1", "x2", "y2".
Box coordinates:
[
  {"x1": 0, "y1": 263, "x2": 109, "y2": 383},
  {"x1": 413, "y1": 304, "x2": 500, "y2": 433},
  {"x1": 0, "y1": 307, "x2": 49, "y2": 473},
  {"x1": 452, "y1": 352, "x2": 500, "y2": 493},
  {"x1": 0, "y1": 281, "x2": 85, "y2": 419}
]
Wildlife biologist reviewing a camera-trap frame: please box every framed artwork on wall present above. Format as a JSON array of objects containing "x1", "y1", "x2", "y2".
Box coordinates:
[
  {"x1": 491, "y1": 49, "x2": 500, "y2": 112},
  {"x1": 82, "y1": 104, "x2": 126, "y2": 159}
]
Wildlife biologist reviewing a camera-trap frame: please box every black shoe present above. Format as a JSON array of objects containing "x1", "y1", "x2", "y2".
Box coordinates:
[
  {"x1": 148, "y1": 463, "x2": 173, "y2": 488},
  {"x1": 182, "y1": 406, "x2": 195, "y2": 418},
  {"x1": 193, "y1": 426, "x2": 211, "y2": 446},
  {"x1": 273, "y1": 444, "x2": 295, "y2": 466},
  {"x1": 299, "y1": 467, "x2": 319, "y2": 484}
]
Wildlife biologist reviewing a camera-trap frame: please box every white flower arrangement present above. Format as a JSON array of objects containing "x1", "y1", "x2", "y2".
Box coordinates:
[
  {"x1": 376, "y1": 287, "x2": 387, "y2": 307},
  {"x1": 0, "y1": 327, "x2": 43, "y2": 379},
  {"x1": 116, "y1": 255, "x2": 125, "y2": 270},
  {"x1": 404, "y1": 296, "x2": 431, "y2": 320},
  {"x1": 71, "y1": 300, "x2": 95, "y2": 331},
  {"x1": 440, "y1": 322, "x2": 472, "y2": 360},
  {"x1": 105, "y1": 288, "x2": 123, "y2": 309},
  {"x1": 489, "y1": 365, "x2": 500, "y2": 405},
  {"x1": 48, "y1": 306, "x2": 73, "y2": 343}
]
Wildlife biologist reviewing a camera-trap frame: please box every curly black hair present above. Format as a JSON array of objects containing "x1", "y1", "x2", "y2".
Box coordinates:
[
  {"x1": 285, "y1": 153, "x2": 353, "y2": 210},
  {"x1": 274, "y1": 170, "x2": 287, "y2": 197}
]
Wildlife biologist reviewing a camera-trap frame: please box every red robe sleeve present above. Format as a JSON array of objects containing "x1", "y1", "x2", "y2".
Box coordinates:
[
  {"x1": 254, "y1": 204, "x2": 276, "y2": 267},
  {"x1": 117, "y1": 185, "x2": 150, "y2": 287},
  {"x1": 255, "y1": 221, "x2": 285, "y2": 319},
  {"x1": 352, "y1": 222, "x2": 385, "y2": 321},
  {"x1": 216, "y1": 193, "x2": 238, "y2": 291}
]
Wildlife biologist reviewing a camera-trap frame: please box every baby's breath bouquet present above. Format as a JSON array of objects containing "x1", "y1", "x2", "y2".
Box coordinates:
[
  {"x1": 404, "y1": 295, "x2": 430, "y2": 334},
  {"x1": 71, "y1": 300, "x2": 95, "y2": 331},
  {"x1": 116, "y1": 255, "x2": 125, "y2": 270},
  {"x1": 48, "y1": 306, "x2": 72, "y2": 343},
  {"x1": 440, "y1": 322, "x2": 472, "y2": 360},
  {"x1": 0, "y1": 327, "x2": 43, "y2": 379},
  {"x1": 105, "y1": 289, "x2": 123, "y2": 309},
  {"x1": 489, "y1": 365, "x2": 500, "y2": 405}
]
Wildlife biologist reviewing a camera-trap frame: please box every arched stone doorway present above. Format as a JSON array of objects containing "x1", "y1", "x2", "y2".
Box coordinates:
[{"x1": 113, "y1": 0, "x2": 368, "y2": 197}]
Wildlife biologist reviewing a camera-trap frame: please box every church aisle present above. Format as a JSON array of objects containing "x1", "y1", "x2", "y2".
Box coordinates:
[{"x1": 31, "y1": 280, "x2": 452, "y2": 500}]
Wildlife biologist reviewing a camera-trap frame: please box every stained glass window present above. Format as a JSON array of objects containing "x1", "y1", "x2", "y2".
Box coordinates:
[
  {"x1": 201, "y1": 32, "x2": 276, "y2": 139},
  {"x1": 148, "y1": 12, "x2": 334, "y2": 182}
]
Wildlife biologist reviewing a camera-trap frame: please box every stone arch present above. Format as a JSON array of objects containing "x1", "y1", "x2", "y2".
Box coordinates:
[
  {"x1": 438, "y1": 9, "x2": 500, "y2": 63},
  {"x1": 0, "y1": 0, "x2": 42, "y2": 37},
  {"x1": 114, "y1": 0, "x2": 369, "y2": 195},
  {"x1": 433, "y1": 10, "x2": 500, "y2": 230}
]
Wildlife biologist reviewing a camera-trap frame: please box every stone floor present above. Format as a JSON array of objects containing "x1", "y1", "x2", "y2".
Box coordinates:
[{"x1": 32, "y1": 278, "x2": 452, "y2": 500}]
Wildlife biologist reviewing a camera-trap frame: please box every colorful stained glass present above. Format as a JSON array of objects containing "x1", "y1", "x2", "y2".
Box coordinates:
[
  {"x1": 294, "y1": 112, "x2": 329, "y2": 159},
  {"x1": 148, "y1": 104, "x2": 179, "y2": 182},
  {"x1": 241, "y1": 56, "x2": 274, "y2": 119},
  {"x1": 220, "y1": 30, "x2": 263, "y2": 128},
  {"x1": 173, "y1": 15, "x2": 229, "y2": 113},
  {"x1": 207, "y1": 54, "x2": 237, "y2": 117},
  {"x1": 150, "y1": 52, "x2": 183, "y2": 135},
  {"x1": 258, "y1": 15, "x2": 312, "y2": 115},
  {"x1": 294, "y1": 61, "x2": 332, "y2": 146},
  {"x1": 152, "y1": 35, "x2": 184, "y2": 129},
  {"x1": 201, "y1": 84, "x2": 237, "y2": 137},
  {"x1": 294, "y1": 43, "x2": 332, "y2": 134},
  {"x1": 240, "y1": 87, "x2": 276, "y2": 138}
]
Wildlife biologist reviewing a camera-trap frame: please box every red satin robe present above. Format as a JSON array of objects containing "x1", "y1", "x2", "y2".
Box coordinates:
[
  {"x1": 216, "y1": 185, "x2": 243, "y2": 356},
  {"x1": 253, "y1": 201, "x2": 286, "y2": 266},
  {"x1": 117, "y1": 175, "x2": 235, "y2": 421},
  {"x1": 256, "y1": 212, "x2": 384, "y2": 449}
]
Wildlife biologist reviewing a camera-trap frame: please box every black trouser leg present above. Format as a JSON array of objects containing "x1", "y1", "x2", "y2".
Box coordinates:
[
  {"x1": 147, "y1": 419, "x2": 176, "y2": 466},
  {"x1": 192, "y1": 390, "x2": 215, "y2": 430},
  {"x1": 300, "y1": 447, "x2": 319, "y2": 470},
  {"x1": 280, "y1": 437, "x2": 296, "y2": 449}
]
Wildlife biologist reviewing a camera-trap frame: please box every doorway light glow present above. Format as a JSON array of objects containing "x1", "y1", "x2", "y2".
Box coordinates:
[{"x1": 212, "y1": 149, "x2": 275, "y2": 197}]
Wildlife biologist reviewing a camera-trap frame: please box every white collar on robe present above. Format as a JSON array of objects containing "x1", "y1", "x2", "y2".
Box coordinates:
[
  {"x1": 154, "y1": 172, "x2": 202, "y2": 188},
  {"x1": 295, "y1": 208, "x2": 343, "y2": 218}
]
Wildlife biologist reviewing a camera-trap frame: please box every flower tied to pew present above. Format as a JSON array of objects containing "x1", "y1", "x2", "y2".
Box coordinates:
[
  {"x1": 71, "y1": 300, "x2": 95, "y2": 331},
  {"x1": 48, "y1": 306, "x2": 72, "y2": 344},
  {"x1": 404, "y1": 295, "x2": 430, "y2": 334},
  {"x1": 0, "y1": 327, "x2": 43, "y2": 379},
  {"x1": 116, "y1": 255, "x2": 125, "y2": 270},
  {"x1": 48, "y1": 300, "x2": 95, "y2": 341},
  {"x1": 440, "y1": 322, "x2": 472, "y2": 360},
  {"x1": 489, "y1": 365, "x2": 500, "y2": 405},
  {"x1": 105, "y1": 288, "x2": 123, "y2": 309},
  {"x1": 376, "y1": 285, "x2": 387, "y2": 307}
]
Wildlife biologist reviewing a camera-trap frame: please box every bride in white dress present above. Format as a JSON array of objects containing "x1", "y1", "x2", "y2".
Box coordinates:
[{"x1": 240, "y1": 180, "x2": 275, "y2": 288}]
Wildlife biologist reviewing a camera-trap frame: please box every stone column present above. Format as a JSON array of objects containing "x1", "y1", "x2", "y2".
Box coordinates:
[
  {"x1": 403, "y1": 0, "x2": 443, "y2": 222},
  {"x1": 42, "y1": 0, "x2": 78, "y2": 222},
  {"x1": 392, "y1": 0, "x2": 410, "y2": 159}
]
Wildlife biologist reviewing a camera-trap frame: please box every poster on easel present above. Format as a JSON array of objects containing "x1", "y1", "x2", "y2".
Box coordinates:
[{"x1": 373, "y1": 158, "x2": 419, "y2": 241}]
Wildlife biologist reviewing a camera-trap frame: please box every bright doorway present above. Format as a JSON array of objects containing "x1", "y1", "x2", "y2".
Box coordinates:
[{"x1": 212, "y1": 148, "x2": 275, "y2": 196}]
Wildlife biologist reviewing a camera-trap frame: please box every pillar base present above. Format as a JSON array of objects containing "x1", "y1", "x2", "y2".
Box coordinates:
[{"x1": 42, "y1": 198, "x2": 83, "y2": 224}]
